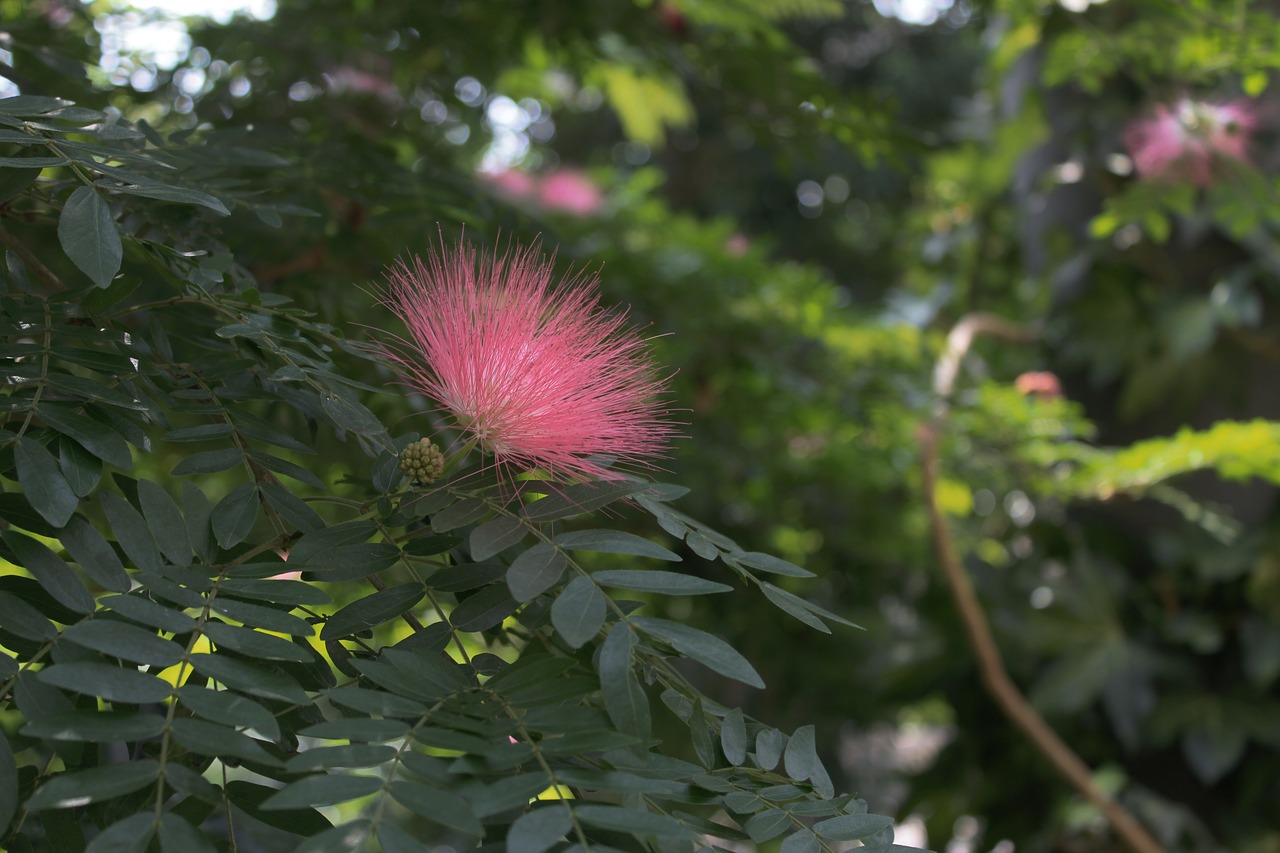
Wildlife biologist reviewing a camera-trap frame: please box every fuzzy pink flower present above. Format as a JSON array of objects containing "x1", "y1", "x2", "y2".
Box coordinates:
[
  {"x1": 1124, "y1": 98, "x2": 1257, "y2": 186},
  {"x1": 480, "y1": 169, "x2": 538, "y2": 201},
  {"x1": 537, "y1": 170, "x2": 605, "y2": 216},
  {"x1": 376, "y1": 240, "x2": 674, "y2": 482},
  {"x1": 1014, "y1": 371, "x2": 1062, "y2": 399}
]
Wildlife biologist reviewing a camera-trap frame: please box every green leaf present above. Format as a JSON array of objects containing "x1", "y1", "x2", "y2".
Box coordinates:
[
  {"x1": 137, "y1": 480, "x2": 192, "y2": 565},
  {"x1": 690, "y1": 696, "x2": 714, "y2": 768},
  {"x1": 171, "y1": 448, "x2": 242, "y2": 476},
  {"x1": 23, "y1": 710, "x2": 166, "y2": 742},
  {"x1": 376, "y1": 822, "x2": 431, "y2": 853},
  {"x1": 220, "y1": 577, "x2": 331, "y2": 606},
  {"x1": 783, "y1": 724, "x2": 817, "y2": 781},
  {"x1": 320, "y1": 583, "x2": 425, "y2": 640},
  {"x1": 431, "y1": 496, "x2": 490, "y2": 532},
  {"x1": 261, "y1": 482, "x2": 325, "y2": 532},
  {"x1": 0, "y1": 590, "x2": 57, "y2": 641},
  {"x1": 59, "y1": 435, "x2": 102, "y2": 497},
  {"x1": 633, "y1": 616, "x2": 765, "y2": 689},
  {"x1": 574, "y1": 804, "x2": 691, "y2": 839},
  {"x1": 58, "y1": 186, "x2": 122, "y2": 288},
  {"x1": 260, "y1": 774, "x2": 383, "y2": 809},
  {"x1": 187, "y1": 653, "x2": 310, "y2": 704},
  {"x1": 182, "y1": 482, "x2": 216, "y2": 562},
  {"x1": 323, "y1": 686, "x2": 425, "y2": 719},
  {"x1": 99, "y1": 593, "x2": 197, "y2": 634},
  {"x1": 780, "y1": 828, "x2": 820, "y2": 853},
  {"x1": 163, "y1": 424, "x2": 236, "y2": 442},
  {"x1": 157, "y1": 813, "x2": 217, "y2": 853},
  {"x1": 210, "y1": 482, "x2": 259, "y2": 548},
  {"x1": 728, "y1": 551, "x2": 815, "y2": 578},
  {"x1": 170, "y1": 717, "x2": 283, "y2": 766},
  {"x1": 85, "y1": 813, "x2": 156, "y2": 853},
  {"x1": 0, "y1": 732, "x2": 16, "y2": 834},
  {"x1": 296, "y1": 821, "x2": 370, "y2": 853},
  {"x1": 593, "y1": 570, "x2": 731, "y2": 596},
  {"x1": 813, "y1": 813, "x2": 895, "y2": 841},
  {"x1": 209, "y1": 597, "x2": 313, "y2": 635},
  {"x1": 285, "y1": 743, "x2": 396, "y2": 773},
  {"x1": 598, "y1": 623, "x2": 651, "y2": 743},
  {"x1": 25, "y1": 760, "x2": 160, "y2": 810},
  {"x1": 522, "y1": 480, "x2": 645, "y2": 522},
  {"x1": 755, "y1": 728, "x2": 784, "y2": 771},
  {"x1": 745, "y1": 809, "x2": 791, "y2": 843},
  {"x1": 15, "y1": 437, "x2": 79, "y2": 528},
  {"x1": 551, "y1": 576, "x2": 606, "y2": 649},
  {"x1": 38, "y1": 403, "x2": 133, "y2": 468},
  {"x1": 202, "y1": 622, "x2": 312, "y2": 662},
  {"x1": 38, "y1": 661, "x2": 173, "y2": 703},
  {"x1": 61, "y1": 619, "x2": 184, "y2": 666},
  {"x1": 3, "y1": 530, "x2": 93, "y2": 613},
  {"x1": 300, "y1": 718, "x2": 411, "y2": 742},
  {"x1": 389, "y1": 781, "x2": 483, "y2": 837},
  {"x1": 721, "y1": 708, "x2": 747, "y2": 766},
  {"x1": 507, "y1": 543, "x2": 568, "y2": 602},
  {"x1": 450, "y1": 584, "x2": 520, "y2": 632},
  {"x1": 101, "y1": 491, "x2": 162, "y2": 574},
  {"x1": 178, "y1": 686, "x2": 281, "y2": 743},
  {"x1": 320, "y1": 393, "x2": 389, "y2": 446},
  {"x1": 507, "y1": 807, "x2": 573, "y2": 853},
  {"x1": 470, "y1": 515, "x2": 528, "y2": 560},
  {"x1": 557, "y1": 529, "x2": 680, "y2": 562},
  {"x1": 101, "y1": 181, "x2": 230, "y2": 215}
]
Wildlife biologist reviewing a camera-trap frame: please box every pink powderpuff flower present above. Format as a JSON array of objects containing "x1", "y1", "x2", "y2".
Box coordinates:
[
  {"x1": 537, "y1": 169, "x2": 605, "y2": 216},
  {"x1": 375, "y1": 239, "x2": 674, "y2": 483},
  {"x1": 1124, "y1": 98, "x2": 1257, "y2": 186}
]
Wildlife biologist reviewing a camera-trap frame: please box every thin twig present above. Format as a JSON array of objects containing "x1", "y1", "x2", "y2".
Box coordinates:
[
  {"x1": 922, "y1": 313, "x2": 1164, "y2": 853},
  {"x1": 0, "y1": 221, "x2": 64, "y2": 292}
]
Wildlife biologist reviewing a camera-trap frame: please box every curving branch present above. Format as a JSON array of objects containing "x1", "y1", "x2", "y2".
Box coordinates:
[{"x1": 921, "y1": 312, "x2": 1164, "y2": 853}]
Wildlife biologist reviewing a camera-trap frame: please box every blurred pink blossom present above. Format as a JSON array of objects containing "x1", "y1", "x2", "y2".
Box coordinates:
[
  {"x1": 1124, "y1": 98, "x2": 1257, "y2": 186},
  {"x1": 1015, "y1": 371, "x2": 1063, "y2": 399},
  {"x1": 481, "y1": 169, "x2": 538, "y2": 200},
  {"x1": 537, "y1": 170, "x2": 605, "y2": 216},
  {"x1": 725, "y1": 234, "x2": 750, "y2": 257},
  {"x1": 375, "y1": 240, "x2": 674, "y2": 483}
]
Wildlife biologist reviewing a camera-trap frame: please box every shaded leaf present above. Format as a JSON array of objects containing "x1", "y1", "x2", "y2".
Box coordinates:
[
  {"x1": 38, "y1": 661, "x2": 173, "y2": 703},
  {"x1": 210, "y1": 482, "x2": 259, "y2": 548},
  {"x1": 321, "y1": 583, "x2": 426, "y2": 640},
  {"x1": 598, "y1": 623, "x2": 651, "y2": 743},
  {"x1": 551, "y1": 575, "x2": 606, "y2": 649},
  {"x1": 15, "y1": 437, "x2": 78, "y2": 528},
  {"x1": 58, "y1": 186, "x2": 121, "y2": 288},
  {"x1": 137, "y1": 480, "x2": 191, "y2": 565},
  {"x1": 260, "y1": 774, "x2": 383, "y2": 809},
  {"x1": 593, "y1": 570, "x2": 731, "y2": 596},
  {"x1": 813, "y1": 813, "x2": 895, "y2": 841},
  {"x1": 721, "y1": 708, "x2": 747, "y2": 766},
  {"x1": 507, "y1": 807, "x2": 573, "y2": 853},
  {"x1": 25, "y1": 760, "x2": 160, "y2": 810},
  {"x1": 59, "y1": 516, "x2": 129, "y2": 592},
  {"x1": 3, "y1": 530, "x2": 93, "y2": 613},
  {"x1": 470, "y1": 515, "x2": 528, "y2": 560},
  {"x1": 62, "y1": 619, "x2": 184, "y2": 666},
  {"x1": 557, "y1": 529, "x2": 680, "y2": 562},
  {"x1": 507, "y1": 543, "x2": 567, "y2": 602},
  {"x1": 389, "y1": 781, "x2": 483, "y2": 837},
  {"x1": 632, "y1": 616, "x2": 764, "y2": 689}
]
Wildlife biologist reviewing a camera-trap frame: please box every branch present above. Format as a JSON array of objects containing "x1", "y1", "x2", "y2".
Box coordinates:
[
  {"x1": 0, "y1": 221, "x2": 65, "y2": 292},
  {"x1": 921, "y1": 313, "x2": 1164, "y2": 853}
]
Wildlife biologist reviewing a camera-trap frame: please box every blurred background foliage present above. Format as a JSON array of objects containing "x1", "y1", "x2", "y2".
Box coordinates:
[{"x1": 4, "y1": 0, "x2": 1280, "y2": 849}]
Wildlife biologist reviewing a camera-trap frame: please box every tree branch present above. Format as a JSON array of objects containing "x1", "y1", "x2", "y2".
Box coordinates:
[{"x1": 921, "y1": 312, "x2": 1164, "y2": 853}]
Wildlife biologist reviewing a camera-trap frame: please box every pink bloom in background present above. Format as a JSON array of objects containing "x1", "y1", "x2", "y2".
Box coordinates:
[
  {"x1": 1124, "y1": 98, "x2": 1257, "y2": 186},
  {"x1": 1015, "y1": 371, "x2": 1063, "y2": 399},
  {"x1": 376, "y1": 240, "x2": 674, "y2": 482},
  {"x1": 536, "y1": 169, "x2": 605, "y2": 216},
  {"x1": 481, "y1": 169, "x2": 538, "y2": 200},
  {"x1": 725, "y1": 234, "x2": 750, "y2": 257}
]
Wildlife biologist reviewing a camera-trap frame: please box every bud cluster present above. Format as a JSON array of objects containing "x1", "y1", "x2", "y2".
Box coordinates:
[{"x1": 398, "y1": 438, "x2": 445, "y2": 484}]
